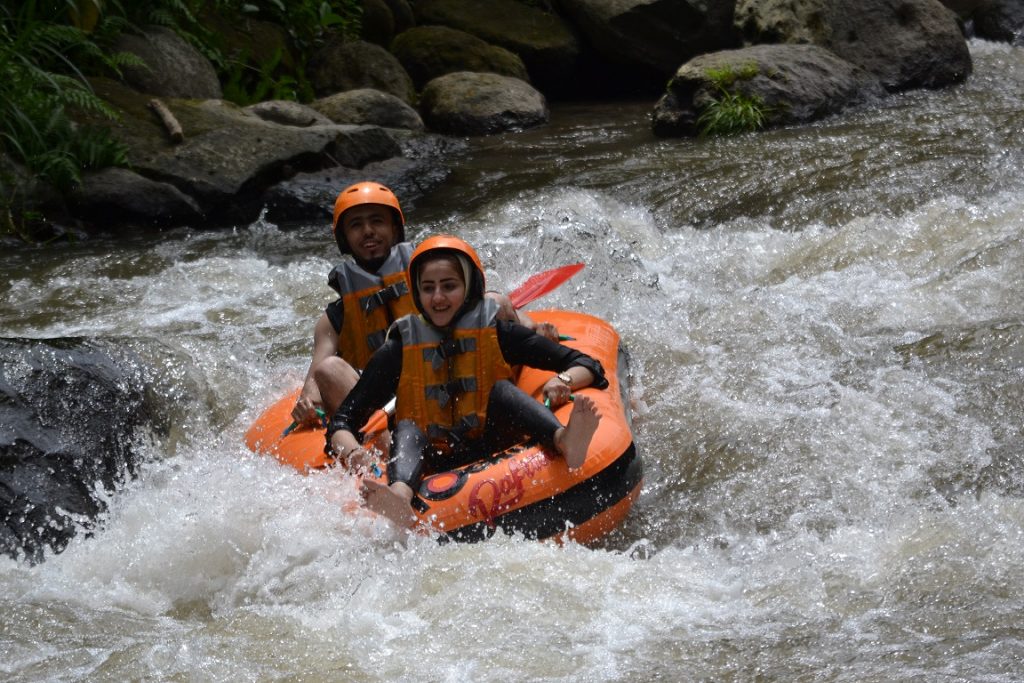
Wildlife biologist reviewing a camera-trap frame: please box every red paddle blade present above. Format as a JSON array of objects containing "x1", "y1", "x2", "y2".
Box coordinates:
[{"x1": 508, "y1": 262, "x2": 585, "y2": 308}]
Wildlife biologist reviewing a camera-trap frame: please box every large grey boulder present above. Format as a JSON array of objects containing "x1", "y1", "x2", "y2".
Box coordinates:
[
  {"x1": 384, "y1": 0, "x2": 416, "y2": 33},
  {"x1": 261, "y1": 136, "x2": 461, "y2": 223},
  {"x1": 244, "y1": 100, "x2": 334, "y2": 127},
  {"x1": 114, "y1": 25, "x2": 222, "y2": 99},
  {"x1": 412, "y1": 0, "x2": 580, "y2": 91},
  {"x1": 390, "y1": 25, "x2": 530, "y2": 90},
  {"x1": 360, "y1": 0, "x2": 398, "y2": 46},
  {"x1": 652, "y1": 44, "x2": 885, "y2": 137},
  {"x1": 0, "y1": 335, "x2": 209, "y2": 562},
  {"x1": 87, "y1": 78, "x2": 403, "y2": 227},
  {"x1": 308, "y1": 38, "x2": 416, "y2": 103},
  {"x1": 419, "y1": 72, "x2": 548, "y2": 135},
  {"x1": 312, "y1": 89, "x2": 425, "y2": 131},
  {"x1": 974, "y1": 0, "x2": 1024, "y2": 42},
  {"x1": 939, "y1": 0, "x2": 989, "y2": 19},
  {"x1": 70, "y1": 168, "x2": 204, "y2": 225},
  {"x1": 734, "y1": 0, "x2": 972, "y2": 91},
  {"x1": 557, "y1": 0, "x2": 742, "y2": 75},
  {"x1": 0, "y1": 338, "x2": 153, "y2": 562},
  {"x1": 357, "y1": 0, "x2": 415, "y2": 44}
]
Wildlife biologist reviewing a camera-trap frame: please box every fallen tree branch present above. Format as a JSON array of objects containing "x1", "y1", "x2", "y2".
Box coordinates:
[{"x1": 147, "y1": 98, "x2": 184, "y2": 144}]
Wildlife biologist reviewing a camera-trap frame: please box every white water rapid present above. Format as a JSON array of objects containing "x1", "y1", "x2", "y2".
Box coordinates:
[{"x1": 1, "y1": 40, "x2": 1023, "y2": 682}]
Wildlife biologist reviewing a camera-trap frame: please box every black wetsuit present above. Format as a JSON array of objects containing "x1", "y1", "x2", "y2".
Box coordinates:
[{"x1": 326, "y1": 319, "x2": 608, "y2": 488}]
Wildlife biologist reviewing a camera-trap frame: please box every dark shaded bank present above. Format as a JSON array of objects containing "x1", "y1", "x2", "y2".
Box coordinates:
[{"x1": 3, "y1": 0, "x2": 1002, "y2": 244}]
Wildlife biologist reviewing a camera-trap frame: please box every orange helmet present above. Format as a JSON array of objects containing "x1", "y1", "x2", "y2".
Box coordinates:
[
  {"x1": 331, "y1": 182, "x2": 406, "y2": 254},
  {"x1": 409, "y1": 235, "x2": 486, "y2": 320}
]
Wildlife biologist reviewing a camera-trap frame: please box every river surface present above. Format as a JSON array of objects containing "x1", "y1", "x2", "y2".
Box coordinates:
[{"x1": 2, "y1": 40, "x2": 1024, "y2": 681}]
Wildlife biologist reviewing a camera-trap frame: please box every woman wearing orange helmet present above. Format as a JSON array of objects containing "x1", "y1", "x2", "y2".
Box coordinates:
[
  {"x1": 293, "y1": 184, "x2": 557, "y2": 432},
  {"x1": 326, "y1": 236, "x2": 605, "y2": 529}
]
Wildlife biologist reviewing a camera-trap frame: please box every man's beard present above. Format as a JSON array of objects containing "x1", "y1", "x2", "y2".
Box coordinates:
[{"x1": 356, "y1": 253, "x2": 389, "y2": 273}]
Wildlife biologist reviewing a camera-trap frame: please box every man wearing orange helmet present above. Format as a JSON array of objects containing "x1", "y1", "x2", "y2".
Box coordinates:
[
  {"x1": 291, "y1": 182, "x2": 414, "y2": 427},
  {"x1": 325, "y1": 236, "x2": 604, "y2": 529},
  {"x1": 292, "y1": 182, "x2": 552, "y2": 428}
]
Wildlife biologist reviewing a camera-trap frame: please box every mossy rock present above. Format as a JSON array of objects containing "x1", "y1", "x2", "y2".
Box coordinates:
[{"x1": 391, "y1": 25, "x2": 529, "y2": 90}]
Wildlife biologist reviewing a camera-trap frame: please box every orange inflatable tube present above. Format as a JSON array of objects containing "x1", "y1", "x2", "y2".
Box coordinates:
[{"x1": 244, "y1": 310, "x2": 642, "y2": 544}]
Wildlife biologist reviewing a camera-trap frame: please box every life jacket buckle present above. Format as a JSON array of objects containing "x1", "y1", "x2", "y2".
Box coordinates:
[
  {"x1": 425, "y1": 337, "x2": 477, "y2": 371},
  {"x1": 426, "y1": 376, "x2": 477, "y2": 407},
  {"x1": 361, "y1": 280, "x2": 409, "y2": 314}
]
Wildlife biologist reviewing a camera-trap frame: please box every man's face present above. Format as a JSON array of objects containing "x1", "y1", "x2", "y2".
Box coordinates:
[{"x1": 341, "y1": 204, "x2": 398, "y2": 264}]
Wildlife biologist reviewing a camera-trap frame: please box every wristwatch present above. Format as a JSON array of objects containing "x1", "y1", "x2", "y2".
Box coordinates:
[{"x1": 556, "y1": 371, "x2": 573, "y2": 386}]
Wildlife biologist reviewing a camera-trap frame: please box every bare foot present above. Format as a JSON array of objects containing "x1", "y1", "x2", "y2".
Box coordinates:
[
  {"x1": 361, "y1": 480, "x2": 416, "y2": 529},
  {"x1": 555, "y1": 394, "x2": 601, "y2": 470}
]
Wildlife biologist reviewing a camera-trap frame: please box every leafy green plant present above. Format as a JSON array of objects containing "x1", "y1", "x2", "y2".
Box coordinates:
[
  {"x1": 216, "y1": 0, "x2": 359, "y2": 104},
  {"x1": 0, "y1": 1, "x2": 130, "y2": 194},
  {"x1": 697, "y1": 62, "x2": 769, "y2": 137},
  {"x1": 697, "y1": 87, "x2": 769, "y2": 137},
  {"x1": 0, "y1": 197, "x2": 49, "y2": 244},
  {"x1": 115, "y1": 0, "x2": 360, "y2": 104},
  {"x1": 0, "y1": 0, "x2": 364, "y2": 241},
  {"x1": 222, "y1": 46, "x2": 307, "y2": 105}
]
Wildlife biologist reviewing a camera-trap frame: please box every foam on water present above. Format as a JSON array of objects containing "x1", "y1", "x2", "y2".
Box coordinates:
[{"x1": 5, "y1": 182, "x2": 1021, "y2": 680}]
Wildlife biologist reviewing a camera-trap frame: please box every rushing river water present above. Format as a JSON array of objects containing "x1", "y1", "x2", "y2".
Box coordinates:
[{"x1": 2, "y1": 40, "x2": 1024, "y2": 681}]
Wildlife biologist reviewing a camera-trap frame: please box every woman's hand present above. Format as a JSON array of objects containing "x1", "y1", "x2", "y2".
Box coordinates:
[
  {"x1": 329, "y1": 430, "x2": 362, "y2": 468},
  {"x1": 542, "y1": 376, "x2": 573, "y2": 408},
  {"x1": 531, "y1": 321, "x2": 559, "y2": 342},
  {"x1": 344, "y1": 445, "x2": 378, "y2": 473},
  {"x1": 328, "y1": 429, "x2": 383, "y2": 473}
]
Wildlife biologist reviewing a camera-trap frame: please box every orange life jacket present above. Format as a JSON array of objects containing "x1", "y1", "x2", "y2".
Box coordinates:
[
  {"x1": 329, "y1": 243, "x2": 415, "y2": 370},
  {"x1": 394, "y1": 299, "x2": 514, "y2": 451}
]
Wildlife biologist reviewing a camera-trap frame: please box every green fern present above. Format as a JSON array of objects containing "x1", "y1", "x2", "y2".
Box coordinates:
[
  {"x1": 222, "y1": 46, "x2": 306, "y2": 105},
  {"x1": 0, "y1": 1, "x2": 128, "y2": 193},
  {"x1": 105, "y1": 50, "x2": 147, "y2": 72},
  {"x1": 1, "y1": 0, "x2": 365, "y2": 204},
  {"x1": 73, "y1": 125, "x2": 129, "y2": 170}
]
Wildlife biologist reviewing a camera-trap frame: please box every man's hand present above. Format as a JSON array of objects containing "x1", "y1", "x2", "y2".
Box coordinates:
[
  {"x1": 291, "y1": 394, "x2": 322, "y2": 425},
  {"x1": 486, "y1": 291, "x2": 559, "y2": 340},
  {"x1": 486, "y1": 291, "x2": 518, "y2": 322}
]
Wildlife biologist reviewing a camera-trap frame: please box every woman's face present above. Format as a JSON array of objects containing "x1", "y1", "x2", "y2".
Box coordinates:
[{"x1": 417, "y1": 257, "x2": 466, "y2": 328}]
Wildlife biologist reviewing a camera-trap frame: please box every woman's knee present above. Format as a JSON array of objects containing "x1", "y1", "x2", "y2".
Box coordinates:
[
  {"x1": 489, "y1": 379, "x2": 519, "y2": 404},
  {"x1": 393, "y1": 419, "x2": 427, "y2": 449}
]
